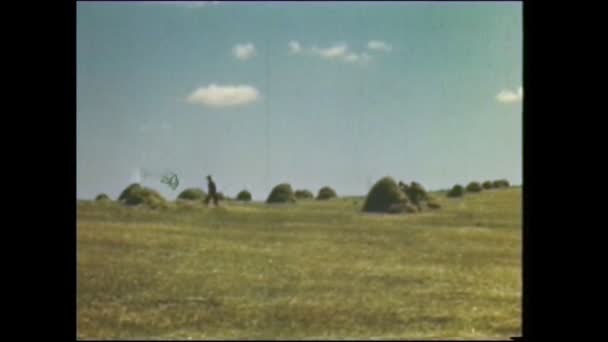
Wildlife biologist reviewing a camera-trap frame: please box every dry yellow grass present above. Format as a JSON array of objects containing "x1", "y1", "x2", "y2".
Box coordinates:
[{"x1": 77, "y1": 188, "x2": 521, "y2": 339}]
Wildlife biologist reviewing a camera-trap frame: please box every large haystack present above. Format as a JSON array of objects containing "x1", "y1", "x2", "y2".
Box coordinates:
[
  {"x1": 466, "y1": 181, "x2": 483, "y2": 193},
  {"x1": 447, "y1": 184, "x2": 464, "y2": 198},
  {"x1": 177, "y1": 188, "x2": 206, "y2": 201},
  {"x1": 492, "y1": 179, "x2": 510, "y2": 188},
  {"x1": 95, "y1": 193, "x2": 111, "y2": 201},
  {"x1": 118, "y1": 183, "x2": 167, "y2": 209},
  {"x1": 316, "y1": 186, "x2": 337, "y2": 200},
  {"x1": 362, "y1": 177, "x2": 409, "y2": 213},
  {"x1": 266, "y1": 183, "x2": 296, "y2": 204},
  {"x1": 236, "y1": 190, "x2": 252, "y2": 202}
]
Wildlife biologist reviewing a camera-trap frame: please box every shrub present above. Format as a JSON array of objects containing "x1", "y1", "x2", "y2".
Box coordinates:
[
  {"x1": 316, "y1": 186, "x2": 337, "y2": 200},
  {"x1": 294, "y1": 189, "x2": 314, "y2": 199},
  {"x1": 363, "y1": 177, "x2": 408, "y2": 213},
  {"x1": 466, "y1": 181, "x2": 483, "y2": 193},
  {"x1": 177, "y1": 188, "x2": 206, "y2": 201},
  {"x1": 447, "y1": 184, "x2": 464, "y2": 198},
  {"x1": 482, "y1": 181, "x2": 493, "y2": 189},
  {"x1": 236, "y1": 190, "x2": 252, "y2": 202},
  {"x1": 266, "y1": 183, "x2": 296, "y2": 204},
  {"x1": 95, "y1": 193, "x2": 110, "y2": 201},
  {"x1": 118, "y1": 183, "x2": 167, "y2": 209}
]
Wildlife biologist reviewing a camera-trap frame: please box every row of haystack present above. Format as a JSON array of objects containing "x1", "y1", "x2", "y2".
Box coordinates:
[
  {"x1": 266, "y1": 185, "x2": 337, "y2": 203},
  {"x1": 446, "y1": 179, "x2": 510, "y2": 198},
  {"x1": 94, "y1": 183, "x2": 339, "y2": 208},
  {"x1": 95, "y1": 177, "x2": 509, "y2": 214}
]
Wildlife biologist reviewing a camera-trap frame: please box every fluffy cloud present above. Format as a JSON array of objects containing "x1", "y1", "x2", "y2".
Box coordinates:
[
  {"x1": 310, "y1": 43, "x2": 371, "y2": 64},
  {"x1": 289, "y1": 42, "x2": 374, "y2": 65},
  {"x1": 345, "y1": 52, "x2": 371, "y2": 64},
  {"x1": 187, "y1": 84, "x2": 260, "y2": 108},
  {"x1": 141, "y1": 1, "x2": 219, "y2": 7},
  {"x1": 233, "y1": 43, "x2": 256, "y2": 60},
  {"x1": 311, "y1": 44, "x2": 349, "y2": 59},
  {"x1": 496, "y1": 86, "x2": 523, "y2": 103},
  {"x1": 288, "y1": 40, "x2": 302, "y2": 54},
  {"x1": 367, "y1": 40, "x2": 392, "y2": 52}
]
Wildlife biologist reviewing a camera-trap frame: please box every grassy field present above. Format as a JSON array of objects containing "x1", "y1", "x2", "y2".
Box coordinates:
[{"x1": 77, "y1": 188, "x2": 521, "y2": 340}]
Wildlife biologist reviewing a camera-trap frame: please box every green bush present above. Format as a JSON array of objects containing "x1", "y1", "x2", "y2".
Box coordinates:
[
  {"x1": 447, "y1": 184, "x2": 464, "y2": 198},
  {"x1": 118, "y1": 183, "x2": 167, "y2": 209},
  {"x1": 95, "y1": 193, "x2": 110, "y2": 201},
  {"x1": 266, "y1": 183, "x2": 296, "y2": 204},
  {"x1": 177, "y1": 188, "x2": 206, "y2": 201},
  {"x1": 316, "y1": 186, "x2": 337, "y2": 200},
  {"x1": 363, "y1": 177, "x2": 408, "y2": 213},
  {"x1": 493, "y1": 179, "x2": 510, "y2": 188},
  {"x1": 236, "y1": 190, "x2": 252, "y2": 202},
  {"x1": 294, "y1": 189, "x2": 314, "y2": 199},
  {"x1": 466, "y1": 181, "x2": 483, "y2": 193},
  {"x1": 482, "y1": 181, "x2": 493, "y2": 189}
]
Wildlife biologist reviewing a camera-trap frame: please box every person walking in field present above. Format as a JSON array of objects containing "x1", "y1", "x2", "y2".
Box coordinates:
[{"x1": 205, "y1": 175, "x2": 220, "y2": 207}]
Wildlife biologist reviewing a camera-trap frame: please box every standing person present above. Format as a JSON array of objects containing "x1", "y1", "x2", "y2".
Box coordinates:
[{"x1": 205, "y1": 175, "x2": 219, "y2": 206}]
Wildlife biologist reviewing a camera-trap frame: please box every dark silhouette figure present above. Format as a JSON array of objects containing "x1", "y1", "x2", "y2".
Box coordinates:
[{"x1": 205, "y1": 175, "x2": 219, "y2": 206}]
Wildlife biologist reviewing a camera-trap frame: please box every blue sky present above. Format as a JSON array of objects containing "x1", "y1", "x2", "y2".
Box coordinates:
[{"x1": 77, "y1": 1, "x2": 522, "y2": 201}]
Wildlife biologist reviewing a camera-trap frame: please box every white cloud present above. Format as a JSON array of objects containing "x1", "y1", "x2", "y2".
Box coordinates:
[
  {"x1": 496, "y1": 86, "x2": 523, "y2": 103},
  {"x1": 311, "y1": 43, "x2": 349, "y2": 59},
  {"x1": 187, "y1": 84, "x2": 260, "y2": 108},
  {"x1": 289, "y1": 42, "x2": 372, "y2": 65},
  {"x1": 345, "y1": 52, "x2": 371, "y2": 64},
  {"x1": 233, "y1": 43, "x2": 256, "y2": 60},
  {"x1": 344, "y1": 53, "x2": 358, "y2": 63},
  {"x1": 288, "y1": 40, "x2": 302, "y2": 54},
  {"x1": 367, "y1": 40, "x2": 392, "y2": 52},
  {"x1": 140, "y1": 1, "x2": 219, "y2": 8}
]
